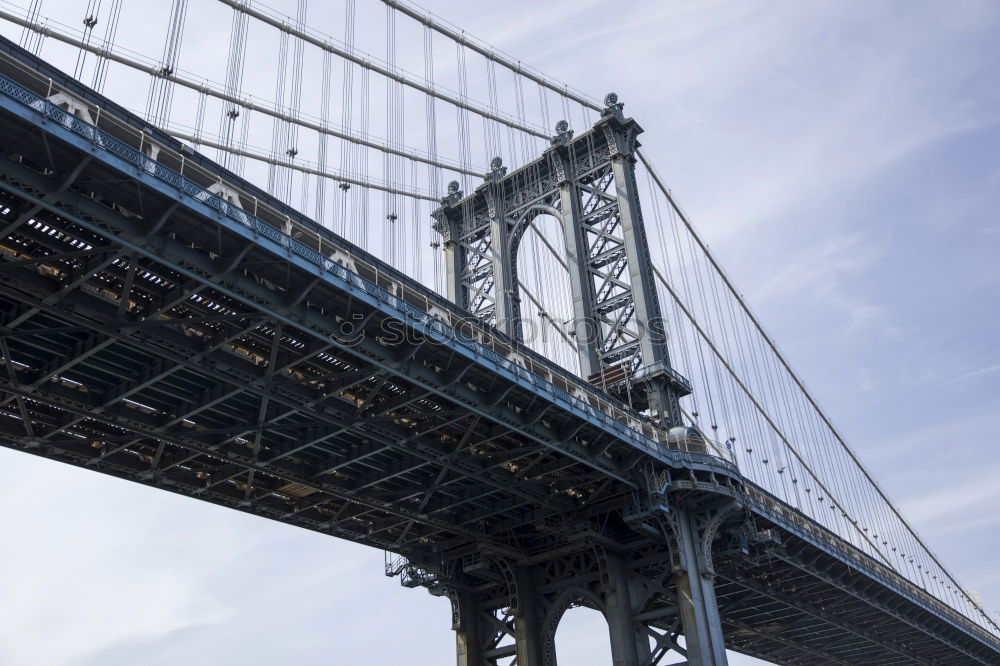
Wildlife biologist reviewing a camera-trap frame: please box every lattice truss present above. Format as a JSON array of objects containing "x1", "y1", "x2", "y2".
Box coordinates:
[
  {"x1": 570, "y1": 144, "x2": 639, "y2": 370},
  {"x1": 459, "y1": 217, "x2": 496, "y2": 323}
]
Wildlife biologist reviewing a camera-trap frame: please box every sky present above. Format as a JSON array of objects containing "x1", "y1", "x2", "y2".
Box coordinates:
[{"x1": 0, "y1": 0, "x2": 999, "y2": 664}]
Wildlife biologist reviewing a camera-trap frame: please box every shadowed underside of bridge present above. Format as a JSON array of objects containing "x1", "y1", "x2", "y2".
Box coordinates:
[{"x1": 0, "y1": 35, "x2": 997, "y2": 666}]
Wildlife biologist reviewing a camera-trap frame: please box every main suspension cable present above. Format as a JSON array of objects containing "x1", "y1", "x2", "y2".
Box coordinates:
[
  {"x1": 0, "y1": 8, "x2": 483, "y2": 177},
  {"x1": 217, "y1": 0, "x2": 549, "y2": 139},
  {"x1": 639, "y1": 150, "x2": 998, "y2": 628}
]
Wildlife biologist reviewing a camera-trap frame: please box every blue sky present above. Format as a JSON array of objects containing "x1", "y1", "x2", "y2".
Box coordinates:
[{"x1": 0, "y1": 1, "x2": 998, "y2": 664}]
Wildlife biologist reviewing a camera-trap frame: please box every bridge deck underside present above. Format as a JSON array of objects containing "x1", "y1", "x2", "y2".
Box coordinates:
[
  {"x1": 714, "y1": 536, "x2": 997, "y2": 665},
  {"x1": 0, "y1": 100, "x2": 665, "y2": 562},
  {"x1": 0, "y1": 68, "x2": 997, "y2": 665}
]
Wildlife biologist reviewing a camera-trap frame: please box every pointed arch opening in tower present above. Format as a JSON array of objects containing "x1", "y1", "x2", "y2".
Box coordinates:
[{"x1": 512, "y1": 210, "x2": 582, "y2": 375}]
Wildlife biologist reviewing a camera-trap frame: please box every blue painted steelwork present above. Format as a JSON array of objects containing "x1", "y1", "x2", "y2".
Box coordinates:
[
  {"x1": 1, "y1": 32, "x2": 998, "y2": 665},
  {"x1": 0, "y1": 70, "x2": 738, "y2": 480},
  {"x1": 747, "y1": 485, "x2": 1000, "y2": 654},
  {"x1": 0, "y1": 35, "x2": 640, "y2": 438}
]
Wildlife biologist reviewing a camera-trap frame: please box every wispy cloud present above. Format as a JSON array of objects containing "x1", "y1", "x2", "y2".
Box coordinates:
[
  {"x1": 943, "y1": 362, "x2": 1000, "y2": 387},
  {"x1": 0, "y1": 452, "x2": 242, "y2": 666},
  {"x1": 748, "y1": 231, "x2": 890, "y2": 335},
  {"x1": 899, "y1": 470, "x2": 1000, "y2": 537}
]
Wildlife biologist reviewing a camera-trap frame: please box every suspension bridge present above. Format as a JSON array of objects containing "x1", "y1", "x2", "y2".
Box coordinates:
[{"x1": 0, "y1": 1, "x2": 996, "y2": 664}]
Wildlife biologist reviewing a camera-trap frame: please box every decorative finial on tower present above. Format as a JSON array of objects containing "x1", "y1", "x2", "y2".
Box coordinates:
[
  {"x1": 603, "y1": 92, "x2": 624, "y2": 118},
  {"x1": 551, "y1": 119, "x2": 574, "y2": 145},
  {"x1": 440, "y1": 180, "x2": 462, "y2": 206},
  {"x1": 486, "y1": 156, "x2": 507, "y2": 181}
]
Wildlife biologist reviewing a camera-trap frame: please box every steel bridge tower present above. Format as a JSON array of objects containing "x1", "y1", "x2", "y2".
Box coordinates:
[
  {"x1": 433, "y1": 94, "x2": 691, "y2": 431},
  {"x1": 428, "y1": 95, "x2": 731, "y2": 665}
]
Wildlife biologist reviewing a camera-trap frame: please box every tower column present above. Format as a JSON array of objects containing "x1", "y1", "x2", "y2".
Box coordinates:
[
  {"x1": 451, "y1": 590, "x2": 488, "y2": 666},
  {"x1": 442, "y1": 239, "x2": 464, "y2": 308},
  {"x1": 669, "y1": 507, "x2": 729, "y2": 665},
  {"x1": 604, "y1": 553, "x2": 654, "y2": 666},
  {"x1": 484, "y1": 158, "x2": 520, "y2": 340},
  {"x1": 600, "y1": 95, "x2": 685, "y2": 427},
  {"x1": 550, "y1": 127, "x2": 602, "y2": 378},
  {"x1": 514, "y1": 566, "x2": 548, "y2": 665},
  {"x1": 432, "y1": 182, "x2": 468, "y2": 310}
]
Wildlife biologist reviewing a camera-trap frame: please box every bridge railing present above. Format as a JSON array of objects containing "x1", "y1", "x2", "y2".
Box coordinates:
[
  {"x1": 747, "y1": 483, "x2": 1000, "y2": 647},
  {"x1": 0, "y1": 54, "x2": 739, "y2": 474}
]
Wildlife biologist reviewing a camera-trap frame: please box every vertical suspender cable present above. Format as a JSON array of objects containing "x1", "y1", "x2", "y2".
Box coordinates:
[
  {"x1": 21, "y1": 0, "x2": 45, "y2": 53},
  {"x1": 338, "y1": 0, "x2": 357, "y2": 237},
  {"x1": 315, "y1": 49, "x2": 332, "y2": 225},
  {"x1": 145, "y1": 0, "x2": 188, "y2": 128},
  {"x1": 90, "y1": 0, "x2": 122, "y2": 94},
  {"x1": 455, "y1": 43, "x2": 472, "y2": 193},
  {"x1": 422, "y1": 25, "x2": 439, "y2": 199},
  {"x1": 219, "y1": 3, "x2": 248, "y2": 172},
  {"x1": 284, "y1": 0, "x2": 308, "y2": 207},
  {"x1": 266, "y1": 27, "x2": 290, "y2": 196},
  {"x1": 72, "y1": 0, "x2": 100, "y2": 80}
]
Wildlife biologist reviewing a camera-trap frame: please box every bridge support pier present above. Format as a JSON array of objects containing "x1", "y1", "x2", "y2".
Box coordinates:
[
  {"x1": 666, "y1": 507, "x2": 730, "y2": 665},
  {"x1": 513, "y1": 567, "x2": 547, "y2": 665},
  {"x1": 442, "y1": 528, "x2": 730, "y2": 666},
  {"x1": 451, "y1": 590, "x2": 490, "y2": 666},
  {"x1": 604, "y1": 552, "x2": 654, "y2": 666}
]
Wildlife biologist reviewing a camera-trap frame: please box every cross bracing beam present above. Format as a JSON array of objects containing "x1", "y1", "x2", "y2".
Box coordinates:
[
  {"x1": 1, "y1": 326, "x2": 524, "y2": 540},
  {"x1": 716, "y1": 573, "x2": 927, "y2": 664},
  {"x1": 746, "y1": 486, "x2": 1000, "y2": 658},
  {"x1": 0, "y1": 252, "x2": 572, "y2": 516},
  {"x1": 0, "y1": 270, "x2": 263, "y2": 440},
  {"x1": 724, "y1": 614, "x2": 854, "y2": 666},
  {"x1": 0, "y1": 272, "x2": 226, "y2": 414},
  {"x1": 767, "y1": 546, "x2": 997, "y2": 665},
  {"x1": 0, "y1": 166, "x2": 672, "y2": 492},
  {"x1": 347, "y1": 428, "x2": 555, "y2": 526},
  {"x1": 0, "y1": 382, "x2": 461, "y2": 536},
  {"x1": 0, "y1": 297, "x2": 561, "y2": 523}
]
